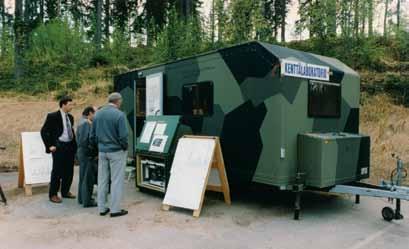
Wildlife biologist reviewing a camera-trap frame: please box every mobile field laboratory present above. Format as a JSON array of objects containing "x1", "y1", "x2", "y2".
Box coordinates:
[{"x1": 114, "y1": 41, "x2": 409, "y2": 220}]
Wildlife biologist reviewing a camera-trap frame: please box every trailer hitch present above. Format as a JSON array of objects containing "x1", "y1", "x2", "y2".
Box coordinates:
[{"x1": 379, "y1": 154, "x2": 408, "y2": 221}]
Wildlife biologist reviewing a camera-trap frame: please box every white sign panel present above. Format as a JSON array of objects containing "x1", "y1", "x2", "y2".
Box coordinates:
[
  {"x1": 281, "y1": 59, "x2": 330, "y2": 81},
  {"x1": 140, "y1": 121, "x2": 156, "y2": 144},
  {"x1": 21, "y1": 132, "x2": 52, "y2": 185},
  {"x1": 146, "y1": 72, "x2": 164, "y2": 116},
  {"x1": 154, "y1": 123, "x2": 167, "y2": 135},
  {"x1": 163, "y1": 138, "x2": 216, "y2": 210}
]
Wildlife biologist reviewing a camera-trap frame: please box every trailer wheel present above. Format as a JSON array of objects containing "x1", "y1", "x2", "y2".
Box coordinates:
[{"x1": 382, "y1": 207, "x2": 395, "y2": 221}]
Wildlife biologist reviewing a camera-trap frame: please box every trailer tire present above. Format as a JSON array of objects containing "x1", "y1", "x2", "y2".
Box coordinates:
[{"x1": 382, "y1": 207, "x2": 395, "y2": 222}]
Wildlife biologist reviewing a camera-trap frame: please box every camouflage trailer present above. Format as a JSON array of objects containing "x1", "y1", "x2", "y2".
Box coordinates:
[{"x1": 114, "y1": 41, "x2": 370, "y2": 196}]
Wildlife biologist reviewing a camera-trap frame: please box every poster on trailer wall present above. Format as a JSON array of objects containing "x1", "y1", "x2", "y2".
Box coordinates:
[{"x1": 146, "y1": 72, "x2": 164, "y2": 116}]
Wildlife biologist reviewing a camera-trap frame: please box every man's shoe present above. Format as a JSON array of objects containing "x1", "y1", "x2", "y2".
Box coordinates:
[
  {"x1": 110, "y1": 210, "x2": 128, "y2": 218},
  {"x1": 62, "y1": 192, "x2": 76, "y2": 199},
  {"x1": 49, "y1": 195, "x2": 62, "y2": 204},
  {"x1": 99, "y1": 208, "x2": 110, "y2": 216}
]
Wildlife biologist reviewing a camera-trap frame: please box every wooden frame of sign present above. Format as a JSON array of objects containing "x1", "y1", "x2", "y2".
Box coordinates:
[
  {"x1": 162, "y1": 135, "x2": 231, "y2": 218},
  {"x1": 18, "y1": 136, "x2": 49, "y2": 196},
  {"x1": 0, "y1": 184, "x2": 6, "y2": 205}
]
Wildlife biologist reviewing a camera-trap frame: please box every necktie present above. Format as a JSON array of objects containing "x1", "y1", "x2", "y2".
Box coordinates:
[{"x1": 66, "y1": 114, "x2": 73, "y2": 140}]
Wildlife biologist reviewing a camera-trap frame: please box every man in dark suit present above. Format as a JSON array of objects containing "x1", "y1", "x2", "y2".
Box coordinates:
[{"x1": 41, "y1": 96, "x2": 77, "y2": 203}]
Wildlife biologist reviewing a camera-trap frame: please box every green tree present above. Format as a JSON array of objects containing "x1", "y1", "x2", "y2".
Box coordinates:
[
  {"x1": 95, "y1": 0, "x2": 103, "y2": 50},
  {"x1": 154, "y1": 8, "x2": 204, "y2": 62},
  {"x1": 384, "y1": 0, "x2": 390, "y2": 37},
  {"x1": 227, "y1": 0, "x2": 256, "y2": 43},
  {"x1": 113, "y1": 0, "x2": 130, "y2": 33},
  {"x1": 104, "y1": 0, "x2": 111, "y2": 40},
  {"x1": 368, "y1": 0, "x2": 374, "y2": 36},
  {"x1": 14, "y1": 0, "x2": 24, "y2": 79},
  {"x1": 214, "y1": 0, "x2": 226, "y2": 43}
]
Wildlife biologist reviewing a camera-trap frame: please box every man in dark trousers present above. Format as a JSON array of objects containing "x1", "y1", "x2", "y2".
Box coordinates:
[
  {"x1": 77, "y1": 106, "x2": 97, "y2": 208},
  {"x1": 41, "y1": 96, "x2": 77, "y2": 203}
]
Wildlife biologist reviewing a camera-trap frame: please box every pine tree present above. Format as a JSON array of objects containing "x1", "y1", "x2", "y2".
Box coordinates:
[
  {"x1": 170, "y1": 0, "x2": 202, "y2": 19},
  {"x1": 104, "y1": 0, "x2": 111, "y2": 40},
  {"x1": 95, "y1": 0, "x2": 102, "y2": 50},
  {"x1": 45, "y1": 0, "x2": 60, "y2": 19},
  {"x1": 227, "y1": 0, "x2": 256, "y2": 43},
  {"x1": 0, "y1": 0, "x2": 5, "y2": 28},
  {"x1": 68, "y1": 0, "x2": 85, "y2": 24},
  {"x1": 368, "y1": 0, "x2": 374, "y2": 36},
  {"x1": 353, "y1": 0, "x2": 359, "y2": 37},
  {"x1": 384, "y1": 0, "x2": 389, "y2": 37},
  {"x1": 214, "y1": 0, "x2": 226, "y2": 43},
  {"x1": 278, "y1": 0, "x2": 290, "y2": 42},
  {"x1": 14, "y1": 0, "x2": 24, "y2": 79},
  {"x1": 396, "y1": 0, "x2": 401, "y2": 30},
  {"x1": 209, "y1": 0, "x2": 215, "y2": 45},
  {"x1": 113, "y1": 0, "x2": 130, "y2": 33},
  {"x1": 143, "y1": 0, "x2": 169, "y2": 44}
]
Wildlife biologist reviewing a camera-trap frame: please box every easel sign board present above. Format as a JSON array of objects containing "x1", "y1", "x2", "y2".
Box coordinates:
[
  {"x1": 19, "y1": 132, "x2": 52, "y2": 185},
  {"x1": 162, "y1": 136, "x2": 231, "y2": 217}
]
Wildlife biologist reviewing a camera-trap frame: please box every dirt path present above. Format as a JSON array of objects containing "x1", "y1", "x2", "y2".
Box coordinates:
[{"x1": 0, "y1": 169, "x2": 408, "y2": 249}]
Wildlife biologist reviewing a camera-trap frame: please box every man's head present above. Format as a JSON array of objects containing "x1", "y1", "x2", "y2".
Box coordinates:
[
  {"x1": 108, "y1": 92, "x2": 123, "y2": 108},
  {"x1": 59, "y1": 96, "x2": 73, "y2": 113},
  {"x1": 82, "y1": 106, "x2": 96, "y2": 121}
]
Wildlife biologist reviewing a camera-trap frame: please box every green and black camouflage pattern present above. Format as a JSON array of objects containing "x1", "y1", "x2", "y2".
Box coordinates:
[{"x1": 114, "y1": 41, "x2": 369, "y2": 189}]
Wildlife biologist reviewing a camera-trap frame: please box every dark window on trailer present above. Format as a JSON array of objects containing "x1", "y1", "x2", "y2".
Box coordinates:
[
  {"x1": 182, "y1": 81, "x2": 214, "y2": 116},
  {"x1": 136, "y1": 87, "x2": 146, "y2": 117},
  {"x1": 308, "y1": 80, "x2": 341, "y2": 118},
  {"x1": 134, "y1": 76, "x2": 147, "y2": 118}
]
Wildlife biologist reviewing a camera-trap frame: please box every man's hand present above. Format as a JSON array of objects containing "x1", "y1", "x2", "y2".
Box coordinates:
[{"x1": 49, "y1": 146, "x2": 57, "y2": 152}]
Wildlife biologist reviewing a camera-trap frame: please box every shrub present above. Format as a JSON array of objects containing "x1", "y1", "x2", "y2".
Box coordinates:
[
  {"x1": 24, "y1": 19, "x2": 92, "y2": 92},
  {"x1": 66, "y1": 80, "x2": 82, "y2": 91},
  {"x1": 90, "y1": 52, "x2": 112, "y2": 67}
]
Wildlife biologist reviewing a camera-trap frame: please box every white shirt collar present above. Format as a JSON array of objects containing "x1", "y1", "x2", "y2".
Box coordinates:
[{"x1": 60, "y1": 109, "x2": 67, "y2": 116}]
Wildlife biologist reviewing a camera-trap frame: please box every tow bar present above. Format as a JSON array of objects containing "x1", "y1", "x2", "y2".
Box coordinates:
[{"x1": 330, "y1": 154, "x2": 408, "y2": 221}]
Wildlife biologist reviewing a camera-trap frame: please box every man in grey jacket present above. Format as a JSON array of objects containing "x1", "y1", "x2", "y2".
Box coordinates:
[
  {"x1": 91, "y1": 93, "x2": 129, "y2": 217},
  {"x1": 77, "y1": 106, "x2": 97, "y2": 208}
]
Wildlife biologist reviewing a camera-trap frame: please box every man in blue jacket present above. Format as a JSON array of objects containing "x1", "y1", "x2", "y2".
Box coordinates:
[{"x1": 91, "y1": 92, "x2": 128, "y2": 217}]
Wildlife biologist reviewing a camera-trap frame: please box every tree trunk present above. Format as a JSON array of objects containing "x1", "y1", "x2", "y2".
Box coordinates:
[
  {"x1": 210, "y1": 0, "x2": 215, "y2": 44},
  {"x1": 360, "y1": 1, "x2": 366, "y2": 35},
  {"x1": 14, "y1": 0, "x2": 24, "y2": 79},
  {"x1": 397, "y1": 0, "x2": 401, "y2": 30},
  {"x1": 353, "y1": 0, "x2": 359, "y2": 37},
  {"x1": 0, "y1": 0, "x2": 5, "y2": 29},
  {"x1": 327, "y1": 0, "x2": 337, "y2": 37},
  {"x1": 95, "y1": 0, "x2": 102, "y2": 50},
  {"x1": 178, "y1": 0, "x2": 193, "y2": 19},
  {"x1": 384, "y1": 0, "x2": 389, "y2": 37},
  {"x1": 0, "y1": 0, "x2": 4, "y2": 57},
  {"x1": 215, "y1": 0, "x2": 224, "y2": 42},
  {"x1": 368, "y1": 0, "x2": 373, "y2": 36},
  {"x1": 280, "y1": 0, "x2": 286, "y2": 43},
  {"x1": 57, "y1": 0, "x2": 61, "y2": 18},
  {"x1": 40, "y1": 0, "x2": 44, "y2": 23},
  {"x1": 104, "y1": 0, "x2": 110, "y2": 40}
]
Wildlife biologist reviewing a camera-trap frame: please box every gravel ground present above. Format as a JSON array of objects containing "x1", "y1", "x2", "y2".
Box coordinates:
[{"x1": 0, "y1": 169, "x2": 408, "y2": 249}]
